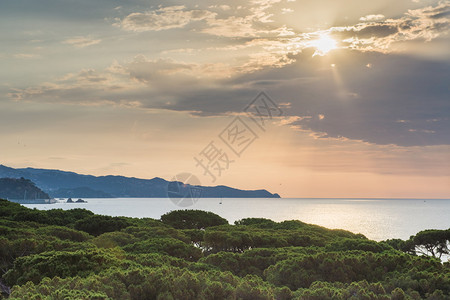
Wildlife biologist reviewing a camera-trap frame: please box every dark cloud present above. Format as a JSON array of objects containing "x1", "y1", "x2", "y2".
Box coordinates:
[
  {"x1": 118, "y1": 6, "x2": 216, "y2": 32},
  {"x1": 145, "y1": 87, "x2": 256, "y2": 116},
  {"x1": 266, "y1": 51, "x2": 450, "y2": 146},
  {"x1": 332, "y1": 24, "x2": 399, "y2": 42},
  {"x1": 0, "y1": 0, "x2": 125, "y2": 20},
  {"x1": 350, "y1": 25, "x2": 398, "y2": 38},
  {"x1": 5, "y1": 0, "x2": 449, "y2": 148},
  {"x1": 329, "y1": 2, "x2": 450, "y2": 50},
  {"x1": 9, "y1": 47, "x2": 449, "y2": 147},
  {"x1": 138, "y1": 49, "x2": 450, "y2": 147},
  {"x1": 431, "y1": 10, "x2": 450, "y2": 19}
]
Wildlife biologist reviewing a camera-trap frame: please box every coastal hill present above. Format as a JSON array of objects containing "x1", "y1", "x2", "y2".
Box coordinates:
[
  {"x1": 51, "y1": 187, "x2": 113, "y2": 198},
  {"x1": 0, "y1": 165, "x2": 280, "y2": 198},
  {"x1": 0, "y1": 177, "x2": 50, "y2": 200}
]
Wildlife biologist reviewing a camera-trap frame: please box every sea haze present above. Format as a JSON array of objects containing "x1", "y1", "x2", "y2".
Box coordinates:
[{"x1": 23, "y1": 198, "x2": 450, "y2": 241}]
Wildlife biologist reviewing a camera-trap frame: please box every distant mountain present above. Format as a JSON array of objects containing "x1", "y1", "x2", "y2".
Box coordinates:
[
  {"x1": 0, "y1": 165, "x2": 280, "y2": 198},
  {"x1": 51, "y1": 187, "x2": 113, "y2": 198},
  {"x1": 0, "y1": 177, "x2": 50, "y2": 200}
]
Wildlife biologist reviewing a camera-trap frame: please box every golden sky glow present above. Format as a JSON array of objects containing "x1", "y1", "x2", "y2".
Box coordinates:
[
  {"x1": 311, "y1": 33, "x2": 338, "y2": 56},
  {"x1": 0, "y1": 0, "x2": 449, "y2": 198}
]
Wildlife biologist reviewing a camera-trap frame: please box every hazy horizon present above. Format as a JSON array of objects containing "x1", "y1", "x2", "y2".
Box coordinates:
[{"x1": 1, "y1": 0, "x2": 449, "y2": 198}]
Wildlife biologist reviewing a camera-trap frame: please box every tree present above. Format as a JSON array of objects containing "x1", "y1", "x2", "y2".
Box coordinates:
[
  {"x1": 160, "y1": 210, "x2": 228, "y2": 229},
  {"x1": 122, "y1": 238, "x2": 203, "y2": 261},
  {"x1": 74, "y1": 215, "x2": 132, "y2": 236},
  {"x1": 2, "y1": 204, "x2": 450, "y2": 299},
  {"x1": 410, "y1": 229, "x2": 450, "y2": 259},
  {"x1": 234, "y1": 218, "x2": 276, "y2": 228},
  {"x1": 4, "y1": 248, "x2": 127, "y2": 286}
]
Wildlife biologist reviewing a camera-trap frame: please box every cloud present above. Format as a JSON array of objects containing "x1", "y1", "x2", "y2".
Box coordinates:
[
  {"x1": 117, "y1": 6, "x2": 216, "y2": 32},
  {"x1": 238, "y1": 50, "x2": 296, "y2": 72},
  {"x1": 116, "y1": 1, "x2": 295, "y2": 38},
  {"x1": 63, "y1": 36, "x2": 101, "y2": 48},
  {"x1": 202, "y1": 0, "x2": 295, "y2": 38},
  {"x1": 208, "y1": 5, "x2": 231, "y2": 11},
  {"x1": 202, "y1": 16, "x2": 258, "y2": 37},
  {"x1": 10, "y1": 45, "x2": 449, "y2": 148},
  {"x1": 112, "y1": 1, "x2": 448, "y2": 66},
  {"x1": 8, "y1": 66, "x2": 144, "y2": 107},
  {"x1": 6, "y1": 1, "x2": 450, "y2": 147},
  {"x1": 331, "y1": 1, "x2": 450, "y2": 51},
  {"x1": 266, "y1": 50, "x2": 450, "y2": 147},
  {"x1": 153, "y1": 2, "x2": 448, "y2": 75},
  {"x1": 360, "y1": 14, "x2": 385, "y2": 21},
  {"x1": 281, "y1": 8, "x2": 294, "y2": 14},
  {"x1": 7, "y1": 55, "x2": 238, "y2": 111},
  {"x1": 126, "y1": 55, "x2": 236, "y2": 85},
  {"x1": 133, "y1": 50, "x2": 450, "y2": 146},
  {"x1": 8, "y1": 45, "x2": 450, "y2": 147},
  {"x1": 14, "y1": 53, "x2": 40, "y2": 59}
]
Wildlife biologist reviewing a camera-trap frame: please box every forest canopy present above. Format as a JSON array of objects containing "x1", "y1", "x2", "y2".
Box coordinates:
[{"x1": 0, "y1": 199, "x2": 448, "y2": 299}]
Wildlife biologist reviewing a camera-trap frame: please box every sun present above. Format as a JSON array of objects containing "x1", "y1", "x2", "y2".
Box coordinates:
[{"x1": 311, "y1": 33, "x2": 337, "y2": 56}]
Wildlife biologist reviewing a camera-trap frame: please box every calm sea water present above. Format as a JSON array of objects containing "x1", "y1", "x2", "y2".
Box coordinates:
[{"x1": 23, "y1": 198, "x2": 450, "y2": 241}]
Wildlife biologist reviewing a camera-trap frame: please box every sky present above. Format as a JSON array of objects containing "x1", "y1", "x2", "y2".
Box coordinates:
[{"x1": 0, "y1": 0, "x2": 449, "y2": 198}]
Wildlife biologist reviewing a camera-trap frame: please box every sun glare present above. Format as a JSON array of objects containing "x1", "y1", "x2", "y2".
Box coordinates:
[{"x1": 311, "y1": 34, "x2": 337, "y2": 56}]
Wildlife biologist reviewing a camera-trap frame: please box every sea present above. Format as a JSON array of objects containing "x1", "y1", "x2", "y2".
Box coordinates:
[{"x1": 23, "y1": 198, "x2": 450, "y2": 242}]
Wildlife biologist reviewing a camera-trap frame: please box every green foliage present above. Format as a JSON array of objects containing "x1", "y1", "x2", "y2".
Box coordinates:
[
  {"x1": 10, "y1": 205, "x2": 94, "y2": 227},
  {"x1": 12, "y1": 209, "x2": 51, "y2": 225},
  {"x1": 201, "y1": 223, "x2": 342, "y2": 253},
  {"x1": 92, "y1": 231, "x2": 136, "y2": 248},
  {"x1": 8, "y1": 267, "x2": 288, "y2": 300},
  {"x1": 4, "y1": 248, "x2": 128, "y2": 286},
  {"x1": 182, "y1": 229, "x2": 205, "y2": 247},
  {"x1": 384, "y1": 238, "x2": 415, "y2": 254},
  {"x1": 410, "y1": 229, "x2": 450, "y2": 259},
  {"x1": 0, "y1": 219, "x2": 94, "y2": 278},
  {"x1": 264, "y1": 250, "x2": 445, "y2": 290},
  {"x1": 127, "y1": 253, "x2": 191, "y2": 269},
  {"x1": 36, "y1": 226, "x2": 91, "y2": 242},
  {"x1": 122, "y1": 237, "x2": 203, "y2": 261},
  {"x1": 0, "y1": 235, "x2": 95, "y2": 277},
  {"x1": 234, "y1": 218, "x2": 277, "y2": 228},
  {"x1": 295, "y1": 280, "x2": 395, "y2": 300},
  {"x1": 0, "y1": 199, "x2": 449, "y2": 299},
  {"x1": 325, "y1": 238, "x2": 393, "y2": 253},
  {"x1": 200, "y1": 247, "x2": 320, "y2": 278},
  {"x1": 74, "y1": 215, "x2": 132, "y2": 236},
  {"x1": 160, "y1": 210, "x2": 228, "y2": 229},
  {"x1": 122, "y1": 225, "x2": 190, "y2": 243},
  {"x1": 0, "y1": 200, "x2": 28, "y2": 218}
]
